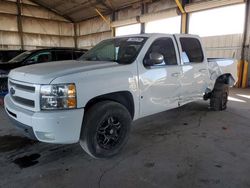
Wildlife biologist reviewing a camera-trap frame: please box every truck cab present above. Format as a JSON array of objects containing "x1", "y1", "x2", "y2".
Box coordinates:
[{"x1": 4, "y1": 34, "x2": 237, "y2": 158}]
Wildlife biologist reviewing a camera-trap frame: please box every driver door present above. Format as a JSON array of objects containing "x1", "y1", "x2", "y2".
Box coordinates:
[{"x1": 139, "y1": 36, "x2": 182, "y2": 117}]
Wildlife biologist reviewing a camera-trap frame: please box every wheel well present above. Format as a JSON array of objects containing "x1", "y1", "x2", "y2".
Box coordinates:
[
  {"x1": 215, "y1": 73, "x2": 234, "y2": 85},
  {"x1": 204, "y1": 73, "x2": 234, "y2": 100},
  {"x1": 84, "y1": 91, "x2": 135, "y2": 119}
]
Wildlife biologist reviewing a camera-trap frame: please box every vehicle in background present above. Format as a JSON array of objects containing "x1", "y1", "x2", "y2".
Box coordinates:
[
  {"x1": 4, "y1": 34, "x2": 237, "y2": 158},
  {"x1": 0, "y1": 48, "x2": 87, "y2": 97},
  {"x1": 0, "y1": 50, "x2": 26, "y2": 63}
]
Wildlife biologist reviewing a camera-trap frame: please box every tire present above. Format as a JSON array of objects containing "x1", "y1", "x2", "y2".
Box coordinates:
[
  {"x1": 80, "y1": 101, "x2": 132, "y2": 159},
  {"x1": 210, "y1": 83, "x2": 229, "y2": 111}
]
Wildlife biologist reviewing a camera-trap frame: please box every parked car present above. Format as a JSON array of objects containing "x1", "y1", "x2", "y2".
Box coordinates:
[
  {"x1": 0, "y1": 47, "x2": 87, "y2": 96},
  {"x1": 4, "y1": 34, "x2": 237, "y2": 158},
  {"x1": 0, "y1": 50, "x2": 26, "y2": 63}
]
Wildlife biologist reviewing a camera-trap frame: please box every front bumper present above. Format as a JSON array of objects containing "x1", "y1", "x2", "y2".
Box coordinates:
[{"x1": 4, "y1": 94, "x2": 84, "y2": 144}]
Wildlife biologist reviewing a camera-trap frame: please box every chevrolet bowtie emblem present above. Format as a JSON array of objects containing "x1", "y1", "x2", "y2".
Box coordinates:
[{"x1": 10, "y1": 87, "x2": 16, "y2": 96}]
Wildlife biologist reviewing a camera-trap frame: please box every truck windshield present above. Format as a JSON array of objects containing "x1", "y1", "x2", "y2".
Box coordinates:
[
  {"x1": 79, "y1": 37, "x2": 147, "y2": 64},
  {"x1": 8, "y1": 51, "x2": 32, "y2": 63}
]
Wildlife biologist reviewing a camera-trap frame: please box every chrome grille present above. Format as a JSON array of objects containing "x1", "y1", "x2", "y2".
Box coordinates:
[
  {"x1": 8, "y1": 79, "x2": 40, "y2": 111},
  {"x1": 11, "y1": 96, "x2": 35, "y2": 108},
  {"x1": 9, "y1": 81, "x2": 35, "y2": 93}
]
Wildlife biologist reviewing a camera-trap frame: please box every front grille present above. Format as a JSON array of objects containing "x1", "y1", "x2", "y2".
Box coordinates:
[
  {"x1": 8, "y1": 79, "x2": 39, "y2": 111},
  {"x1": 9, "y1": 81, "x2": 35, "y2": 93},
  {"x1": 11, "y1": 96, "x2": 35, "y2": 108}
]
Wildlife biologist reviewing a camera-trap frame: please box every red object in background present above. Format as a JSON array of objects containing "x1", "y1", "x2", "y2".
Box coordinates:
[{"x1": 0, "y1": 98, "x2": 4, "y2": 106}]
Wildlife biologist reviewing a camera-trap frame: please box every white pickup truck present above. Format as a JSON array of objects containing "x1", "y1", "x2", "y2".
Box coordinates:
[{"x1": 4, "y1": 34, "x2": 237, "y2": 158}]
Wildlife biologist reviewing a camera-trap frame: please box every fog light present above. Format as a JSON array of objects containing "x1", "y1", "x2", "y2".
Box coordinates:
[{"x1": 36, "y1": 131, "x2": 55, "y2": 141}]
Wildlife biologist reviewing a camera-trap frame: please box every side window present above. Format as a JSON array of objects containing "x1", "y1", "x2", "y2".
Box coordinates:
[
  {"x1": 144, "y1": 37, "x2": 178, "y2": 67},
  {"x1": 27, "y1": 51, "x2": 52, "y2": 64},
  {"x1": 56, "y1": 50, "x2": 73, "y2": 61},
  {"x1": 179, "y1": 38, "x2": 204, "y2": 63},
  {"x1": 96, "y1": 43, "x2": 115, "y2": 61},
  {"x1": 117, "y1": 43, "x2": 142, "y2": 64}
]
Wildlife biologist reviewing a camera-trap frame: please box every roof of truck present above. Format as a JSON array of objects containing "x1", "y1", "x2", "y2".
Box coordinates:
[{"x1": 114, "y1": 33, "x2": 199, "y2": 38}]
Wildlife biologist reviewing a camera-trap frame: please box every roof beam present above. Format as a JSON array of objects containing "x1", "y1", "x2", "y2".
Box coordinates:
[
  {"x1": 30, "y1": 0, "x2": 73, "y2": 22},
  {"x1": 175, "y1": 0, "x2": 185, "y2": 14},
  {"x1": 96, "y1": 0, "x2": 113, "y2": 11},
  {"x1": 62, "y1": 1, "x2": 97, "y2": 17}
]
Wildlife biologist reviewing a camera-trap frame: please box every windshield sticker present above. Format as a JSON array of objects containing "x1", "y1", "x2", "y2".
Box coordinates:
[{"x1": 127, "y1": 38, "x2": 144, "y2": 42}]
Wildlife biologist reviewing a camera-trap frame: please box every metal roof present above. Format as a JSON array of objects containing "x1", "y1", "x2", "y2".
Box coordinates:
[{"x1": 31, "y1": 0, "x2": 143, "y2": 22}]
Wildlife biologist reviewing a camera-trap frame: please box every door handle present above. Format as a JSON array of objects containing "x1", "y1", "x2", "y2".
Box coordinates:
[
  {"x1": 171, "y1": 72, "x2": 180, "y2": 77},
  {"x1": 199, "y1": 69, "x2": 207, "y2": 73}
]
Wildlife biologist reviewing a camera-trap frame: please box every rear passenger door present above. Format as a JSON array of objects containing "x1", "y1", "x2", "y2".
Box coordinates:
[
  {"x1": 174, "y1": 35, "x2": 210, "y2": 102},
  {"x1": 139, "y1": 36, "x2": 182, "y2": 117}
]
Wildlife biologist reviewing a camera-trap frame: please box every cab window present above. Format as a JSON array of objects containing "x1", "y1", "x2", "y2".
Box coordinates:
[
  {"x1": 144, "y1": 37, "x2": 178, "y2": 67},
  {"x1": 55, "y1": 50, "x2": 73, "y2": 61},
  {"x1": 179, "y1": 38, "x2": 204, "y2": 63},
  {"x1": 27, "y1": 51, "x2": 52, "y2": 64}
]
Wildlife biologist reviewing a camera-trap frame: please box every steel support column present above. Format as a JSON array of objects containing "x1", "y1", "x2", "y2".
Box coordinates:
[
  {"x1": 242, "y1": 0, "x2": 250, "y2": 61},
  {"x1": 111, "y1": 11, "x2": 116, "y2": 37},
  {"x1": 181, "y1": 13, "x2": 188, "y2": 34},
  {"x1": 175, "y1": 0, "x2": 188, "y2": 34},
  {"x1": 16, "y1": 0, "x2": 24, "y2": 50},
  {"x1": 74, "y1": 23, "x2": 78, "y2": 48},
  {"x1": 242, "y1": 0, "x2": 250, "y2": 87},
  {"x1": 140, "y1": 2, "x2": 148, "y2": 34}
]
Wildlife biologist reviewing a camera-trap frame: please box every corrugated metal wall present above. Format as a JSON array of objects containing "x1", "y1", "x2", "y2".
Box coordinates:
[
  {"x1": 0, "y1": 0, "x2": 74, "y2": 50},
  {"x1": 76, "y1": 0, "x2": 178, "y2": 49},
  {"x1": 202, "y1": 34, "x2": 243, "y2": 59},
  {"x1": 0, "y1": 0, "x2": 20, "y2": 49},
  {"x1": 0, "y1": 0, "x2": 248, "y2": 72},
  {"x1": 76, "y1": 16, "x2": 111, "y2": 49},
  {"x1": 76, "y1": 0, "x2": 246, "y2": 61}
]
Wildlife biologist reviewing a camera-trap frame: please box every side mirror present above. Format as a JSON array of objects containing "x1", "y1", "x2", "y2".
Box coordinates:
[{"x1": 144, "y1": 52, "x2": 164, "y2": 66}]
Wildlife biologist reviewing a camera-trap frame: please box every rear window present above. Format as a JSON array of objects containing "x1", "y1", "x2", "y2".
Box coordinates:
[{"x1": 180, "y1": 38, "x2": 204, "y2": 63}]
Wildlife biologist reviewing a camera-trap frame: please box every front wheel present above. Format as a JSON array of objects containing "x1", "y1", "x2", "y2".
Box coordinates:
[
  {"x1": 210, "y1": 83, "x2": 229, "y2": 111},
  {"x1": 80, "y1": 101, "x2": 132, "y2": 159}
]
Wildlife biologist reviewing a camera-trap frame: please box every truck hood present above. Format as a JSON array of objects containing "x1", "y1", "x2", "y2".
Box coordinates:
[{"x1": 8, "y1": 60, "x2": 118, "y2": 84}]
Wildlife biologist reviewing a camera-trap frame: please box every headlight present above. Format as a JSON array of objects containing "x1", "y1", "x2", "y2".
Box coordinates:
[{"x1": 40, "y1": 84, "x2": 77, "y2": 110}]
